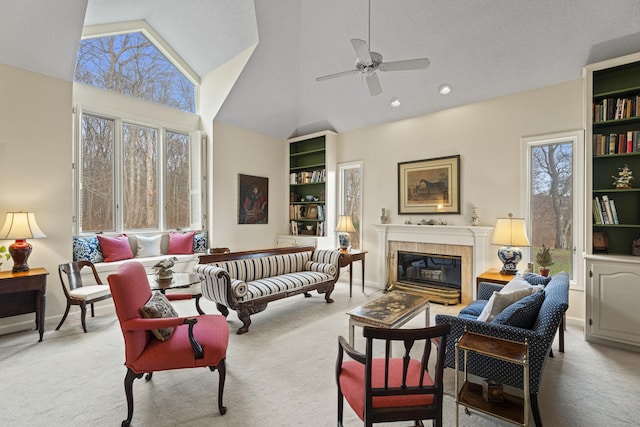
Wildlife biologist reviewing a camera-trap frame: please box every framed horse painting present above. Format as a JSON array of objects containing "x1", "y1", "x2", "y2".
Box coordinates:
[{"x1": 397, "y1": 155, "x2": 460, "y2": 214}]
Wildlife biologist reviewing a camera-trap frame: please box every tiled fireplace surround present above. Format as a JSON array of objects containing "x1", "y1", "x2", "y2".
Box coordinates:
[{"x1": 373, "y1": 224, "x2": 494, "y2": 305}]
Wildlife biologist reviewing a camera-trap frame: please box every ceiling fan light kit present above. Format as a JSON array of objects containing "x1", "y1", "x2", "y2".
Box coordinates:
[{"x1": 315, "y1": 1, "x2": 430, "y2": 96}]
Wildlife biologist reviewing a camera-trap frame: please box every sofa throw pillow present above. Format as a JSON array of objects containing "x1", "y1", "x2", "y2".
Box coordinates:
[
  {"x1": 97, "y1": 234, "x2": 134, "y2": 262},
  {"x1": 523, "y1": 272, "x2": 552, "y2": 286},
  {"x1": 492, "y1": 291, "x2": 545, "y2": 329},
  {"x1": 168, "y1": 231, "x2": 195, "y2": 255},
  {"x1": 136, "y1": 234, "x2": 163, "y2": 258},
  {"x1": 72, "y1": 236, "x2": 104, "y2": 263},
  {"x1": 476, "y1": 288, "x2": 534, "y2": 322},
  {"x1": 193, "y1": 231, "x2": 208, "y2": 253},
  {"x1": 499, "y1": 276, "x2": 544, "y2": 294},
  {"x1": 140, "y1": 291, "x2": 179, "y2": 341}
]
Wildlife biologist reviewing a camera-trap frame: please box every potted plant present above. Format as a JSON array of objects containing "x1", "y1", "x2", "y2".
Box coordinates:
[{"x1": 535, "y1": 244, "x2": 554, "y2": 277}]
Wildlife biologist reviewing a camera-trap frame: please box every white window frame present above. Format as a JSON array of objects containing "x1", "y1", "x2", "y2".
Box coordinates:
[
  {"x1": 73, "y1": 88, "x2": 205, "y2": 235},
  {"x1": 338, "y1": 161, "x2": 364, "y2": 249},
  {"x1": 521, "y1": 130, "x2": 584, "y2": 290}
]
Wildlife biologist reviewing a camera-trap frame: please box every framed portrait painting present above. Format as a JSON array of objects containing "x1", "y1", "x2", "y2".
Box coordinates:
[
  {"x1": 238, "y1": 174, "x2": 268, "y2": 224},
  {"x1": 397, "y1": 155, "x2": 460, "y2": 214}
]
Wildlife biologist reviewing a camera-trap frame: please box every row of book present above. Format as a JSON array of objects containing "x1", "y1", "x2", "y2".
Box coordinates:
[
  {"x1": 290, "y1": 169, "x2": 326, "y2": 184},
  {"x1": 593, "y1": 95, "x2": 640, "y2": 123},
  {"x1": 289, "y1": 220, "x2": 326, "y2": 236},
  {"x1": 593, "y1": 195, "x2": 619, "y2": 225},
  {"x1": 289, "y1": 203, "x2": 324, "y2": 220},
  {"x1": 593, "y1": 131, "x2": 640, "y2": 155}
]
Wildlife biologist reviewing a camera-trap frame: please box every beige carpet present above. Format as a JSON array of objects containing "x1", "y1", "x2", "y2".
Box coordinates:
[{"x1": 1, "y1": 276, "x2": 639, "y2": 426}]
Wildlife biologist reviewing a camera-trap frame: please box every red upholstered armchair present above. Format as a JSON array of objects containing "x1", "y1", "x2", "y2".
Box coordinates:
[
  {"x1": 107, "y1": 261, "x2": 229, "y2": 427},
  {"x1": 336, "y1": 324, "x2": 451, "y2": 427}
]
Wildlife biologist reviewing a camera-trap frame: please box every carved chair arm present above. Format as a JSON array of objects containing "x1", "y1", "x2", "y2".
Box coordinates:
[{"x1": 183, "y1": 318, "x2": 204, "y2": 359}]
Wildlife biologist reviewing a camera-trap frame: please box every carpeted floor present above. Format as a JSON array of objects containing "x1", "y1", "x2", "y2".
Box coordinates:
[{"x1": 1, "y1": 276, "x2": 639, "y2": 426}]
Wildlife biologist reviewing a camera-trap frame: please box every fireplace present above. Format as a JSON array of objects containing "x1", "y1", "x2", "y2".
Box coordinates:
[
  {"x1": 397, "y1": 251, "x2": 462, "y2": 304},
  {"x1": 373, "y1": 224, "x2": 494, "y2": 305}
]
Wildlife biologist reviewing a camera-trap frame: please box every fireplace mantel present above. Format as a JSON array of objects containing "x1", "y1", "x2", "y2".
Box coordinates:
[{"x1": 372, "y1": 224, "x2": 494, "y2": 302}]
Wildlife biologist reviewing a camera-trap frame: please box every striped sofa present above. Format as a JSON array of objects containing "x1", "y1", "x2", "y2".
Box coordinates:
[{"x1": 195, "y1": 246, "x2": 344, "y2": 334}]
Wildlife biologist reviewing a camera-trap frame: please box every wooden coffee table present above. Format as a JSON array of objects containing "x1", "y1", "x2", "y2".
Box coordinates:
[{"x1": 347, "y1": 290, "x2": 430, "y2": 347}]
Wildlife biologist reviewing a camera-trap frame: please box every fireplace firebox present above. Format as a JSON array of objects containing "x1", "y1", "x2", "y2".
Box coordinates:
[{"x1": 396, "y1": 251, "x2": 461, "y2": 304}]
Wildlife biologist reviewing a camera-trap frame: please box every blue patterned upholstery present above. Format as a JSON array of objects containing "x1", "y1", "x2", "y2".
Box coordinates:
[
  {"x1": 73, "y1": 236, "x2": 104, "y2": 263},
  {"x1": 435, "y1": 272, "x2": 569, "y2": 397},
  {"x1": 492, "y1": 291, "x2": 545, "y2": 329},
  {"x1": 523, "y1": 272, "x2": 552, "y2": 286}
]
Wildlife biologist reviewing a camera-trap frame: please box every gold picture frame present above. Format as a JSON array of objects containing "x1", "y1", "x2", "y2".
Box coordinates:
[{"x1": 398, "y1": 155, "x2": 460, "y2": 214}]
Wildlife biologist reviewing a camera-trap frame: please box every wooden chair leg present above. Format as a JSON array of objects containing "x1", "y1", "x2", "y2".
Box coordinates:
[
  {"x1": 55, "y1": 304, "x2": 71, "y2": 330},
  {"x1": 80, "y1": 302, "x2": 88, "y2": 333},
  {"x1": 122, "y1": 368, "x2": 143, "y2": 427},
  {"x1": 91, "y1": 302, "x2": 95, "y2": 317}
]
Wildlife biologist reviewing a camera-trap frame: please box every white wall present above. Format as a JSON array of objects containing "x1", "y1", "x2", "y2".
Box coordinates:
[
  {"x1": 210, "y1": 121, "x2": 287, "y2": 251},
  {"x1": 335, "y1": 79, "x2": 585, "y2": 323},
  {"x1": 0, "y1": 65, "x2": 73, "y2": 334}
]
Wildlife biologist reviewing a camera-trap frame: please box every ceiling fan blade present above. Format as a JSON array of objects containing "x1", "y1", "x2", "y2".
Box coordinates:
[
  {"x1": 316, "y1": 69, "x2": 360, "y2": 81},
  {"x1": 379, "y1": 58, "x2": 430, "y2": 72},
  {"x1": 366, "y1": 73, "x2": 382, "y2": 96},
  {"x1": 351, "y1": 38, "x2": 373, "y2": 66}
]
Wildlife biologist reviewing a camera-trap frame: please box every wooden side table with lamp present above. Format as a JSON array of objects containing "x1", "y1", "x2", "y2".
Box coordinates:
[{"x1": 0, "y1": 211, "x2": 48, "y2": 341}]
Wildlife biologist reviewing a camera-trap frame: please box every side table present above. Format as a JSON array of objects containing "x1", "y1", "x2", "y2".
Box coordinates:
[
  {"x1": 0, "y1": 268, "x2": 49, "y2": 341},
  {"x1": 455, "y1": 331, "x2": 530, "y2": 426},
  {"x1": 339, "y1": 249, "x2": 367, "y2": 297}
]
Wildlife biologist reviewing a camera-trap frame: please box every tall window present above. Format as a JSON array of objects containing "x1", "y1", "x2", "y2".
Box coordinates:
[
  {"x1": 524, "y1": 131, "x2": 583, "y2": 284},
  {"x1": 338, "y1": 162, "x2": 363, "y2": 250},
  {"x1": 74, "y1": 27, "x2": 202, "y2": 234}
]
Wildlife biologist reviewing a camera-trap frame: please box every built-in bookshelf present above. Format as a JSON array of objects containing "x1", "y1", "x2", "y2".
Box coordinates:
[
  {"x1": 588, "y1": 58, "x2": 640, "y2": 255},
  {"x1": 584, "y1": 52, "x2": 640, "y2": 350},
  {"x1": 286, "y1": 131, "x2": 336, "y2": 248}
]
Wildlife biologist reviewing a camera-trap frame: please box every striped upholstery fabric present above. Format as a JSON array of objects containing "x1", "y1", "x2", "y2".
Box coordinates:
[{"x1": 196, "y1": 250, "x2": 340, "y2": 305}]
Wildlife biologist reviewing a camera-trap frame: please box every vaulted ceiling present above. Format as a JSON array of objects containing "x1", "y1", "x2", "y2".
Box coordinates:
[{"x1": 2, "y1": 0, "x2": 640, "y2": 140}]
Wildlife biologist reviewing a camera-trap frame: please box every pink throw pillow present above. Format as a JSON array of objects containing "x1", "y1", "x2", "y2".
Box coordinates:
[
  {"x1": 97, "y1": 234, "x2": 134, "y2": 262},
  {"x1": 168, "y1": 231, "x2": 195, "y2": 254}
]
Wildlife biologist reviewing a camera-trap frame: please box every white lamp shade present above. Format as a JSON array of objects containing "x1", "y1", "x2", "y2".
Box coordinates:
[
  {"x1": 335, "y1": 215, "x2": 356, "y2": 233},
  {"x1": 0, "y1": 212, "x2": 46, "y2": 240},
  {"x1": 491, "y1": 215, "x2": 530, "y2": 247}
]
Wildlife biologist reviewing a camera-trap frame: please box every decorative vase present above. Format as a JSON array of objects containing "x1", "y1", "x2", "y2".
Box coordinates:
[{"x1": 471, "y1": 206, "x2": 480, "y2": 226}]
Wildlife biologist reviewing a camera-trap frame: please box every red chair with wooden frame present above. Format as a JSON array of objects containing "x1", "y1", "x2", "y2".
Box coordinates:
[
  {"x1": 336, "y1": 323, "x2": 451, "y2": 427},
  {"x1": 107, "y1": 261, "x2": 229, "y2": 427}
]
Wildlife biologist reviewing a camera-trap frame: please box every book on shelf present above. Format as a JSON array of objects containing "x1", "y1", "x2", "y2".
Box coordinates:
[
  {"x1": 601, "y1": 195, "x2": 614, "y2": 225},
  {"x1": 593, "y1": 198, "x2": 602, "y2": 224},
  {"x1": 609, "y1": 199, "x2": 619, "y2": 224}
]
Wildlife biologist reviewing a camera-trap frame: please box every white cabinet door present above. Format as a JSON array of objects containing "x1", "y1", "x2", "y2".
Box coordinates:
[{"x1": 587, "y1": 260, "x2": 640, "y2": 347}]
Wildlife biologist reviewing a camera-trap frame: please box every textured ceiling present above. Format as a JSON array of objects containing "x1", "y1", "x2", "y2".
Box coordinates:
[{"x1": 2, "y1": 1, "x2": 640, "y2": 140}]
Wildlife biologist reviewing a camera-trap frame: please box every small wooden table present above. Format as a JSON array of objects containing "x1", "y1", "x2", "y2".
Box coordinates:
[
  {"x1": 0, "y1": 268, "x2": 49, "y2": 342},
  {"x1": 147, "y1": 272, "x2": 205, "y2": 314},
  {"x1": 339, "y1": 249, "x2": 368, "y2": 297},
  {"x1": 347, "y1": 290, "x2": 430, "y2": 348},
  {"x1": 455, "y1": 332, "x2": 530, "y2": 426}
]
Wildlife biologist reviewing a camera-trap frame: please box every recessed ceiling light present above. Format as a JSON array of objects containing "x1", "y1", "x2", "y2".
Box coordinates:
[
  {"x1": 390, "y1": 97, "x2": 401, "y2": 107},
  {"x1": 439, "y1": 84, "x2": 452, "y2": 95}
]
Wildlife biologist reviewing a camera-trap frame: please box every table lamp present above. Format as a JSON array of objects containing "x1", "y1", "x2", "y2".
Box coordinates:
[
  {"x1": 0, "y1": 212, "x2": 46, "y2": 272},
  {"x1": 335, "y1": 215, "x2": 356, "y2": 251},
  {"x1": 491, "y1": 213, "x2": 530, "y2": 275}
]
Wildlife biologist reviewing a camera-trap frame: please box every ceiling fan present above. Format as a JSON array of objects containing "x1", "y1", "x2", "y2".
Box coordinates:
[{"x1": 315, "y1": 1, "x2": 430, "y2": 96}]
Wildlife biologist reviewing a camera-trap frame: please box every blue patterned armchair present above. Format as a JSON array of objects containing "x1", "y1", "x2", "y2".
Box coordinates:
[{"x1": 435, "y1": 272, "x2": 569, "y2": 427}]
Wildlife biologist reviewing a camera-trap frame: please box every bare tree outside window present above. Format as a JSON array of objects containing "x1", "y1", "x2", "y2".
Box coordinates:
[
  {"x1": 123, "y1": 123, "x2": 158, "y2": 230},
  {"x1": 340, "y1": 163, "x2": 362, "y2": 250},
  {"x1": 530, "y1": 143, "x2": 573, "y2": 275},
  {"x1": 166, "y1": 131, "x2": 190, "y2": 229},
  {"x1": 80, "y1": 114, "x2": 115, "y2": 232},
  {"x1": 75, "y1": 32, "x2": 195, "y2": 113}
]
